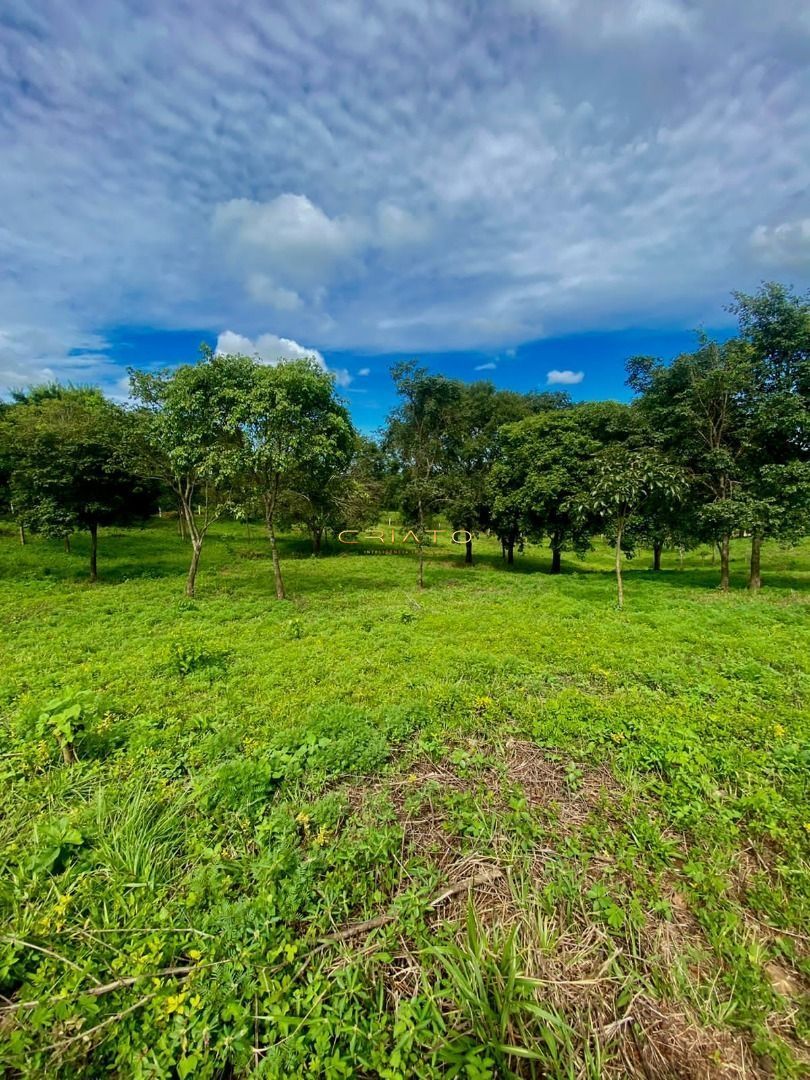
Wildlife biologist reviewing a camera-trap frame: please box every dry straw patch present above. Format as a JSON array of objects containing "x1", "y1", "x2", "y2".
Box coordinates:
[
  {"x1": 339, "y1": 739, "x2": 791, "y2": 1077},
  {"x1": 621, "y1": 995, "x2": 758, "y2": 1079}
]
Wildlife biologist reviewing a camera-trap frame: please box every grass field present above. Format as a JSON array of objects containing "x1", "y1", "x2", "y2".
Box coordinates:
[{"x1": 1, "y1": 520, "x2": 808, "y2": 1078}]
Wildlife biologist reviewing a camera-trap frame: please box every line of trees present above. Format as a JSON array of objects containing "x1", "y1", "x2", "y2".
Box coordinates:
[
  {"x1": 0, "y1": 284, "x2": 807, "y2": 605},
  {"x1": 0, "y1": 349, "x2": 366, "y2": 597}
]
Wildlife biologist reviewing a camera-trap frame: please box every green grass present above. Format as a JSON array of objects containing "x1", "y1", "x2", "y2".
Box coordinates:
[{"x1": 1, "y1": 520, "x2": 808, "y2": 1077}]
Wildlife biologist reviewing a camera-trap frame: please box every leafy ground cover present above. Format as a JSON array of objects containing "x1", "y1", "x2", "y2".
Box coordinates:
[{"x1": 0, "y1": 520, "x2": 808, "y2": 1077}]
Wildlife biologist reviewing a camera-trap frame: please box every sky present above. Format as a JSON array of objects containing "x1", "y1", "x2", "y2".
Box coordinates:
[{"x1": 1, "y1": 1, "x2": 809, "y2": 432}]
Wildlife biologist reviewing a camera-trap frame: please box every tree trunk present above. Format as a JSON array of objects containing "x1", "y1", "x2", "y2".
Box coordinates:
[
  {"x1": 615, "y1": 521, "x2": 624, "y2": 610},
  {"x1": 186, "y1": 540, "x2": 202, "y2": 597},
  {"x1": 417, "y1": 497, "x2": 425, "y2": 589},
  {"x1": 719, "y1": 535, "x2": 730, "y2": 591},
  {"x1": 312, "y1": 527, "x2": 323, "y2": 555},
  {"x1": 60, "y1": 741, "x2": 77, "y2": 765},
  {"x1": 748, "y1": 532, "x2": 762, "y2": 591},
  {"x1": 506, "y1": 537, "x2": 514, "y2": 565},
  {"x1": 89, "y1": 522, "x2": 98, "y2": 583},
  {"x1": 551, "y1": 534, "x2": 562, "y2": 574},
  {"x1": 653, "y1": 540, "x2": 663, "y2": 571},
  {"x1": 64, "y1": 535, "x2": 71, "y2": 554},
  {"x1": 465, "y1": 535, "x2": 473, "y2": 565},
  {"x1": 265, "y1": 476, "x2": 286, "y2": 600},
  {"x1": 268, "y1": 522, "x2": 285, "y2": 599},
  {"x1": 11, "y1": 502, "x2": 25, "y2": 545}
]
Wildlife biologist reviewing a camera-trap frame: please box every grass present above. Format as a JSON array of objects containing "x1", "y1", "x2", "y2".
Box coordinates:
[{"x1": 0, "y1": 519, "x2": 808, "y2": 1077}]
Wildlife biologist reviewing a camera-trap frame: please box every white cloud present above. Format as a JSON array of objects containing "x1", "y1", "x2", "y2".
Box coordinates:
[
  {"x1": 211, "y1": 194, "x2": 431, "y2": 315},
  {"x1": 331, "y1": 368, "x2": 353, "y2": 388},
  {"x1": 0, "y1": 0, "x2": 808, "y2": 389},
  {"x1": 213, "y1": 194, "x2": 363, "y2": 291},
  {"x1": 245, "y1": 274, "x2": 302, "y2": 311},
  {"x1": 376, "y1": 203, "x2": 431, "y2": 248},
  {"x1": 215, "y1": 330, "x2": 352, "y2": 387},
  {"x1": 474, "y1": 362, "x2": 497, "y2": 371},
  {"x1": 508, "y1": 0, "x2": 697, "y2": 40},
  {"x1": 216, "y1": 330, "x2": 325, "y2": 367},
  {"x1": 357, "y1": 367, "x2": 371, "y2": 376},
  {"x1": 750, "y1": 219, "x2": 810, "y2": 268},
  {"x1": 0, "y1": 325, "x2": 119, "y2": 396},
  {"x1": 546, "y1": 369, "x2": 584, "y2": 385}
]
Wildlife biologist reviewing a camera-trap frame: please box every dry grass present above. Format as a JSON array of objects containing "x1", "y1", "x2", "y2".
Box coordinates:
[{"x1": 338, "y1": 739, "x2": 807, "y2": 1078}]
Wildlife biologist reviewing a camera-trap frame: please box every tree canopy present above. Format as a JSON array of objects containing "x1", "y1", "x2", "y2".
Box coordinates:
[
  {"x1": 2, "y1": 282, "x2": 808, "y2": 603},
  {"x1": 1, "y1": 386, "x2": 156, "y2": 580}
]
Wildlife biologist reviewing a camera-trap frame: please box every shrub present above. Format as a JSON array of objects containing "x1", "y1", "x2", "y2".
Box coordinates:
[{"x1": 33, "y1": 692, "x2": 97, "y2": 764}]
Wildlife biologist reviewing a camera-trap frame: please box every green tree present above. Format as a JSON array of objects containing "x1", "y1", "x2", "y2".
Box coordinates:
[
  {"x1": 0, "y1": 386, "x2": 156, "y2": 580},
  {"x1": 488, "y1": 401, "x2": 637, "y2": 572},
  {"x1": 574, "y1": 447, "x2": 687, "y2": 608},
  {"x1": 488, "y1": 409, "x2": 595, "y2": 572},
  {"x1": 627, "y1": 339, "x2": 751, "y2": 590},
  {"x1": 278, "y1": 434, "x2": 379, "y2": 555},
  {"x1": 130, "y1": 348, "x2": 247, "y2": 597},
  {"x1": 729, "y1": 283, "x2": 810, "y2": 588},
  {"x1": 231, "y1": 357, "x2": 355, "y2": 598},
  {"x1": 386, "y1": 362, "x2": 461, "y2": 588},
  {"x1": 444, "y1": 383, "x2": 563, "y2": 565}
]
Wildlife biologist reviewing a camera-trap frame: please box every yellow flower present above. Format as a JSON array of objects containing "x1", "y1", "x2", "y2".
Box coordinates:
[
  {"x1": 295, "y1": 811, "x2": 311, "y2": 830},
  {"x1": 312, "y1": 826, "x2": 330, "y2": 848},
  {"x1": 163, "y1": 992, "x2": 187, "y2": 1016},
  {"x1": 773, "y1": 723, "x2": 786, "y2": 739},
  {"x1": 50, "y1": 892, "x2": 72, "y2": 931},
  {"x1": 803, "y1": 823, "x2": 810, "y2": 834},
  {"x1": 188, "y1": 949, "x2": 202, "y2": 961}
]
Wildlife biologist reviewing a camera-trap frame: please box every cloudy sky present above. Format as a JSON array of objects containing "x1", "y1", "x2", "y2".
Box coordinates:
[{"x1": 1, "y1": 0, "x2": 809, "y2": 428}]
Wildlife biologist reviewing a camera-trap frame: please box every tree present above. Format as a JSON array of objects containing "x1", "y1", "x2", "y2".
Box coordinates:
[
  {"x1": 130, "y1": 348, "x2": 247, "y2": 597},
  {"x1": 627, "y1": 339, "x2": 751, "y2": 590},
  {"x1": 737, "y1": 461, "x2": 810, "y2": 589},
  {"x1": 487, "y1": 401, "x2": 637, "y2": 573},
  {"x1": 278, "y1": 434, "x2": 379, "y2": 554},
  {"x1": 443, "y1": 382, "x2": 551, "y2": 564},
  {"x1": 231, "y1": 357, "x2": 355, "y2": 598},
  {"x1": 386, "y1": 362, "x2": 461, "y2": 588},
  {"x1": 488, "y1": 409, "x2": 595, "y2": 572},
  {"x1": 574, "y1": 447, "x2": 687, "y2": 608},
  {"x1": 0, "y1": 386, "x2": 156, "y2": 580},
  {"x1": 729, "y1": 283, "x2": 810, "y2": 589}
]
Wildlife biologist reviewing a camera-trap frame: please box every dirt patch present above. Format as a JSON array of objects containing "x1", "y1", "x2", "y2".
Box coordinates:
[
  {"x1": 619, "y1": 994, "x2": 758, "y2": 1079},
  {"x1": 379, "y1": 739, "x2": 623, "y2": 868},
  {"x1": 765, "y1": 960, "x2": 803, "y2": 999},
  {"x1": 340, "y1": 741, "x2": 797, "y2": 1077},
  {"x1": 502, "y1": 738, "x2": 621, "y2": 810},
  {"x1": 386, "y1": 758, "x2": 476, "y2": 871}
]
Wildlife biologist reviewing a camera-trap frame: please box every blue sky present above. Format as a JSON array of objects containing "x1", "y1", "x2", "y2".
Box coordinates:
[
  {"x1": 110, "y1": 324, "x2": 728, "y2": 434},
  {"x1": 1, "y1": 1, "x2": 808, "y2": 427}
]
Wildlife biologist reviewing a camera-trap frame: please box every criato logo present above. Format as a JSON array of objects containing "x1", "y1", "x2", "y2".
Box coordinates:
[{"x1": 338, "y1": 528, "x2": 473, "y2": 546}]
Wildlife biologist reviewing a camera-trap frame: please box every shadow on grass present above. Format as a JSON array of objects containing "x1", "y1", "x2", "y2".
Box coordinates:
[{"x1": 2, "y1": 522, "x2": 808, "y2": 595}]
